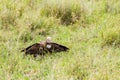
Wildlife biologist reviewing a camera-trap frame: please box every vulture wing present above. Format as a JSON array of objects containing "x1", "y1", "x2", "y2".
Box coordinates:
[
  {"x1": 21, "y1": 43, "x2": 38, "y2": 52},
  {"x1": 21, "y1": 43, "x2": 45, "y2": 57},
  {"x1": 46, "y1": 42, "x2": 69, "y2": 52}
]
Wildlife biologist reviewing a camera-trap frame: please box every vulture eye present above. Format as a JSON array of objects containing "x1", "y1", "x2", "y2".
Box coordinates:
[{"x1": 46, "y1": 44, "x2": 52, "y2": 49}]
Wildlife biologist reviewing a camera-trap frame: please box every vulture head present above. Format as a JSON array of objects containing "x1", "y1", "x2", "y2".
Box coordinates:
[{"x1": 46, "y1": 36, "x2": 52, "y2": 43}]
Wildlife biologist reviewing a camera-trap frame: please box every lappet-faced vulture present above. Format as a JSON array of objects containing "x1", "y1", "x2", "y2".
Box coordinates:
[{"x1": 21, "y1": 37, "x2": 69, "y2": 57}]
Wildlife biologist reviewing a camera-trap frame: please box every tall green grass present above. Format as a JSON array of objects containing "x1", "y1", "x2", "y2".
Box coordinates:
[{"x1": 0, "y1": 0, "x2": 120, "y2": 80}]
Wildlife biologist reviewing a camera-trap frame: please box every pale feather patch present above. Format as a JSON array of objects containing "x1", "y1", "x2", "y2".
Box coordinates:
[{"x1": 46, "y1": 44, "x2": 51, "y2": 49}]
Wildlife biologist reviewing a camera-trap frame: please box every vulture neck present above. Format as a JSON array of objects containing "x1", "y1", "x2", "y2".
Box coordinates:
[
  {"x1": 39, "y1": 40, "x2": 51, "y2": 47},
  {"x1": 39, "y1": 37, "x2": 51, "y2": 46},
  {"x1": 39, "y1": 41, "x2": 46, "y2": 47}
]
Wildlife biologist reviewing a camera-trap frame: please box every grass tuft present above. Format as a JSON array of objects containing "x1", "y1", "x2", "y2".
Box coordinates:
[
  {"x1": 101, "y1": 27, "x2": 120, "y2": 46},
  {"x1": 40, "y1": 0, "x2": 86, "y2": 25}
]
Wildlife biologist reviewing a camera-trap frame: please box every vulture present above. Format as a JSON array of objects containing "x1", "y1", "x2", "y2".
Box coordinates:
[{"x1": 21, "y1": 37, "x2": 69, "y2": 57}]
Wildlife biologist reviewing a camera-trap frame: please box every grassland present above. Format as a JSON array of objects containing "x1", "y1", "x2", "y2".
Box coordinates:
[{"x1": 0, "y1": 0, "x2": 120, "y2": 80}]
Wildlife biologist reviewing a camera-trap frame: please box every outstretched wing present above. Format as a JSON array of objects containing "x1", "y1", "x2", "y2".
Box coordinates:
[
  {"x1": 46, "y1": 42, "x2": 69, "y2": 52},
  {"x1": 21, "y1": 43, "x2": 45, "y2": 57},
  {"x1": 21, "y1": 43, "x2": 38, "y2": 52}
]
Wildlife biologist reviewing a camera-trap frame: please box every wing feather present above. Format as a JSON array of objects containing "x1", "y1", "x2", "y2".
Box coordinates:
[
  {"x1": 46, "y1": 42, "x2": 69, "y2": 52},
  {"x1": 21, "y1": 43, "x2": 38, "y2": 52}
]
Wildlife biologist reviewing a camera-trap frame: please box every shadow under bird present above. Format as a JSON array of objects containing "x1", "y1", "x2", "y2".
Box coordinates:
[{"x1": 21, "y1": 37, "x2": 69, "y2": 57}]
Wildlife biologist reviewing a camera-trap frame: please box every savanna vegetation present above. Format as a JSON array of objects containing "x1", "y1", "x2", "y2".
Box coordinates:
[{"x1": 0, "y1": 0, "x2": 120, "y2": 80}]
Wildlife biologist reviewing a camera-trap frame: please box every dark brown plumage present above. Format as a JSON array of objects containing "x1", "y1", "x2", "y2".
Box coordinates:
[{"x1": 21, "y1": 37, "x2": 69, "y2": 57}]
